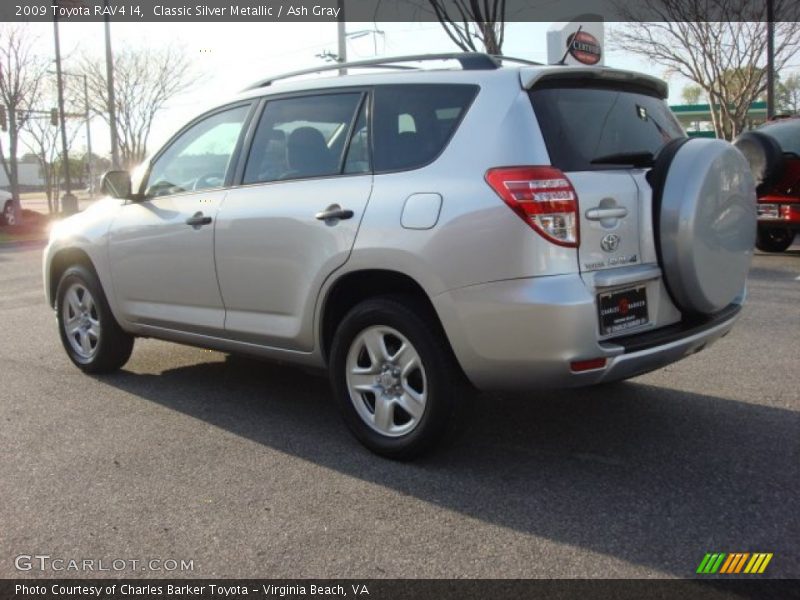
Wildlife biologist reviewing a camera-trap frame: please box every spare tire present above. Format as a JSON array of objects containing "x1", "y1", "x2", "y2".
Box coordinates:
[
  {"x1": 652, "y1": 138, "x2": 757, "y2": 315},
  {"x1": 733, "y1": 131, "x2": 785, "y2": 192}
]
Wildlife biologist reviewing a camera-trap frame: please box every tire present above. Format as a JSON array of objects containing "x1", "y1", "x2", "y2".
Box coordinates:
[
  {"x1": 55, "y1": 264, "x2": 134, "y2": 373},
  {"x1": 756, "y1": 227, "x2": 795, "y2": 252},
  {"x1": 733, "y1": 131, "x2": 786, "y2": 193},
  {"x1": 329, "y1": 295, "x2": 466, "y2": 460}
]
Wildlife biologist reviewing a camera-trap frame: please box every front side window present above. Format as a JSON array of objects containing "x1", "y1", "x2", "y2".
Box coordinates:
[
  {"x1": 243, "y1": 93, "x2": 364, "y2": 184},
  {"x1": 144, "y1": 104, "x2": 250, "y2": 198}
]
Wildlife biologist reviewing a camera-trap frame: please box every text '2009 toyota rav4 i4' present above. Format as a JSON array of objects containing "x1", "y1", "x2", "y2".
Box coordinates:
[{"x1": 44, "y1": 54, "x2": 757, "y2": 459}]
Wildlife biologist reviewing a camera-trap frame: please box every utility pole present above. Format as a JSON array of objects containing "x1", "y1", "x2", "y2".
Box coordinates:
[
  {"x1": 337, "y1": 0, "x2": 347, "y2": 75},
  {"x1": 83, "y1": 74, "x2": 94, "y2": 198},
  {"x1": 766, "y1": 0, "x2": 776, "y2": 119},
  {"x1": 105, "y1": 0, "x2": 120, "y2": 168},
  {"x1": 53, "y1": 8, "x2": 77, "y2": 214}
]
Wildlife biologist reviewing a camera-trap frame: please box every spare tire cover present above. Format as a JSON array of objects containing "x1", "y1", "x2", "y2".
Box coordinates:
[{"x1": 657, "y1": 138, "x2": 756, "y2": 315}]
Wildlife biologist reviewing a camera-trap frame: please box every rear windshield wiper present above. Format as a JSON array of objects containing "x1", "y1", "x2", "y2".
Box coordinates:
[{"x1": 591, "y1": 151, "x2": 655, "y2": 168}]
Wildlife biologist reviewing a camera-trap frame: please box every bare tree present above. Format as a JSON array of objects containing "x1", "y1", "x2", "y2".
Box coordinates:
[
  {"x1": 423, "y1": 0, "x2": 506, "y2": 55},
  {"x1": 612, "y1": 0, "x2": 800, "y2": 139},
  {"x1": 777, "y1": 72, "x2": 800, "y2": 113},
  {"x1": 0, "y1": 24, "x2": 47, "y2": 225},
  {"x1": 80, "y1": 44, "x2": 197, "y2": 169}
]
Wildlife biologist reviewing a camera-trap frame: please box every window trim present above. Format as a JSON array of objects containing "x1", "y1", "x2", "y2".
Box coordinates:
[
  {"x1": 134, "y1": 100, "x2": 257, "y2": 201},
  {"x1": 340, "y1": 92, "x2": 371, "y2": 175},
  {"x1": 235, "y1": 88, "x2": 371, "y2": 188}
]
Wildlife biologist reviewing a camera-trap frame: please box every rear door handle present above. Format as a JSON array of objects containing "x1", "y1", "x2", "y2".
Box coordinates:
[
  {"x1": 585, "y1": 207, "x2": 628, "y2": 221},
  {"x1": 186, "y1": 212, "x2": 212, "y2": 228},
  {"x1": 315, "y1": 205, "x2": 354, "y2": 222}
]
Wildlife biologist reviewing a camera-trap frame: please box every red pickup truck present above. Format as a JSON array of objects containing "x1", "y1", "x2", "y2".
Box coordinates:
[{"x1": 736, "y1": 117, "x2": 800, "y2": 252}]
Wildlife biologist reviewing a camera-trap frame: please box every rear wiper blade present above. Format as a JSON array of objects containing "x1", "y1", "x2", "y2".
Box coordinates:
[{"x1": 591, "y1": 151, "x2": 655, "y2": 167}]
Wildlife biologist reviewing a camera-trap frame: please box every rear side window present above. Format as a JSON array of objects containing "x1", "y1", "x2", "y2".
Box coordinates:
[
  {"x1": 373, "y1": 84, "x2": 478, "y2": 172},
  {"x1": 530, "y1": 83, "x2": 685, "y2": 171}
]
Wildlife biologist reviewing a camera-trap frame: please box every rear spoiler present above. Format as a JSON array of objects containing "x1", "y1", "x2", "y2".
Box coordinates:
[{"x1": 520, "y1": 66, "x2": 669, "y2": 99}]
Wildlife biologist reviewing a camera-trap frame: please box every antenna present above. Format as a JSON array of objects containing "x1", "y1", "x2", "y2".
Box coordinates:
[{"x1": 557, "y1": 25, "x2": 583, "y2": 66}]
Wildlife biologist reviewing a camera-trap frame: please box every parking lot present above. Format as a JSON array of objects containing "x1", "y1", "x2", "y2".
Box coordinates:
[{"x1": 1, "y1": 242, "x2": 798, "y2": 579}]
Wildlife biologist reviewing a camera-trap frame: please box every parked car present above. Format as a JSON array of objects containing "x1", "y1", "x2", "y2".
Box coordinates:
[
  {"x1": 734, "y1": 116, "x2": 800, "y2": 252},
  {"x1": 44, "y1": 53, "x2": 756, "y2": 458},
  {"x1": 0, "y1": 190, "x2": 15, "y2": 226}
]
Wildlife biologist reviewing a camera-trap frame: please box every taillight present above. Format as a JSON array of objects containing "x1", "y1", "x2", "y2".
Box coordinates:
[{"x1": 485, "y1": 166, "x2": 579, "y2": 247}]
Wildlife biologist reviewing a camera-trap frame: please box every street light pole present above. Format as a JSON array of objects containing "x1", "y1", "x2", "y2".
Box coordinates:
[
  {"x1": 47, "y1": 69, "x2": 95, "y2": 199},
  {"x1": 104, "y1": 0, "x2": 120, "y2": 169},
  {"x1": 83, "y1": 74, "x2": 94, "y2": 198},
  {"x1": 766, "y1": 0, "x2": 776, "y2": 119},
  {"x1": 53, "y1": 10, "x2": 77, "y2": 214},
  {"x1": 337, "y1": 0, "x2": 347, "y2": 75}
]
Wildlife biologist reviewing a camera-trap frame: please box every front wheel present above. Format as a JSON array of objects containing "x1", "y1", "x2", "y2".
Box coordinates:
[
  {"x1": 756, "y1": 227, "x2": 795, "y2": 252},
  {"x1": 329, "y1": 296, "x2": 466, "y2": 460},
  {"x1": 56, "y1": 265, "x2": 134, "y2": 373}
]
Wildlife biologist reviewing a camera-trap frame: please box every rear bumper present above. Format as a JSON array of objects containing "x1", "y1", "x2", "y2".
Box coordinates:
[
  {"x1": 432, "y1": 274, "x2": 742, "y2": 391},
  {"x1": 757, "y1": 200, "x2": 800, "y2": 229}
]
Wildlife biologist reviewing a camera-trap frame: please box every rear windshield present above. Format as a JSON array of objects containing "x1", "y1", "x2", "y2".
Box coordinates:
[
  {"x1": 758, "y1": 120, "x2": 800, "y2": 155},
  {"x1": 372, "y1": 84, "x2": 478, "y2": 172},
  {"x1": 530, "y1": 82, "x2": 686, "y2": 171}
]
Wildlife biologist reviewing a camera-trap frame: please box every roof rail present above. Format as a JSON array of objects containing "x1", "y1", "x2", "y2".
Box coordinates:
[{"x1": 244, "y1": 52, "x2": 543, "y2": 90}]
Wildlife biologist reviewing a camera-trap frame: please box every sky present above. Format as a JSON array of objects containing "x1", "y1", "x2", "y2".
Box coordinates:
[{"x1": 22, "y1": 20, "x2": 692, "y2": 160}]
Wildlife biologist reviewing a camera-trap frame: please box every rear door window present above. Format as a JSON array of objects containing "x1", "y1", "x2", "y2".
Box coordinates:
[
  {"x1": 243, "y1": 93, "x2": 363, "y2": 184},
  {"x1": 530, "y1": 83, "x2": 685, "y2": 171},
  {"x1": 372, "y1": 84, "x2": 478, "y2": 172}
]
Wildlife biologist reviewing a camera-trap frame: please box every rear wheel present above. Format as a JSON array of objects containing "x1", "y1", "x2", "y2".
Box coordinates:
[
  {"x1": 329, "y1": 296, "x2": 465, "y2": 460},
  {"x1": 56, "y1": 265, "x2": 134, "y2": 373},
  {"x1": 756, "y1": 227, "x2": 795, "y2": 252}
]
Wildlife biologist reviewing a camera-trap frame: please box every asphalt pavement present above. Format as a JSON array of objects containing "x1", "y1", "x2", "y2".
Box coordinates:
[{"x1": 1, "y1": 243, "x2": 798, "y2": 579}]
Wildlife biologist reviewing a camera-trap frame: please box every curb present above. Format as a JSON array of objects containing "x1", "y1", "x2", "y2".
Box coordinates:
[{"x1": 0, "y1": 237, "x2": 48, "y2": 250}]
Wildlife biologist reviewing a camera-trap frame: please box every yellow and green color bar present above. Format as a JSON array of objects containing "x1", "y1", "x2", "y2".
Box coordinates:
[{"x1": 696, "y1": 553, "x2": 773, "y2": 574}]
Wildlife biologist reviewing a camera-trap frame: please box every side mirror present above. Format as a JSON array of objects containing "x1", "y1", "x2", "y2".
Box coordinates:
[{"x1": 101, "y1": 170, "x2": 132, "y2": 199}]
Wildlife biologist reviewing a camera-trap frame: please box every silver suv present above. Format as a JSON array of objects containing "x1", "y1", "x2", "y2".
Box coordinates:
[{"x1": 44, "y1": 53, "x2": 756, "y2": 458}]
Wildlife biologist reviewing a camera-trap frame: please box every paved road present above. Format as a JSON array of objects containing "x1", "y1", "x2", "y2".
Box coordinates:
[{"x1": 1, "y1": 244, "x2": 798, "y2": 579}]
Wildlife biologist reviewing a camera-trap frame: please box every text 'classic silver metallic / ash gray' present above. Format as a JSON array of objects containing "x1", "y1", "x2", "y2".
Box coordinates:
[{"x1": 44, "y1": 54, "x2": 757, "y2": 458}]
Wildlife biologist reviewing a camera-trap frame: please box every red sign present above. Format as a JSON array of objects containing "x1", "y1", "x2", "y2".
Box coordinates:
[{"x1": 567, "y1": 30, "x2": 602, "y2": 65}]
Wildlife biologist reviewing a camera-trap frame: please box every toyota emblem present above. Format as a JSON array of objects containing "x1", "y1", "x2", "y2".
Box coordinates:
[{"x1": 601, "y1": 234, "x2": 621, "y2": 253}]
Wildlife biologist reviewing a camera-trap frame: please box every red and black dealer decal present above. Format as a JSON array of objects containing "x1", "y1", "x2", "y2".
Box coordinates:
[{"x1": 567, "y1": 30, "x2": 602, "y2": 65}]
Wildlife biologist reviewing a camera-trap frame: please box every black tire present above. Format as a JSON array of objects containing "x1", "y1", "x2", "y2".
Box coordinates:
[
  {"x1": 329, "y1": 295, "x2": 467, "y2": 460},
  {"x1": 733, "y1": 131, "x2": 786, "y2": 193},
  {"x1": 55, "y1": 264, "x2": 134, "y2": 373},
  {"x1": 756, "y1": 227, "x2": 795, "y2": 253}
]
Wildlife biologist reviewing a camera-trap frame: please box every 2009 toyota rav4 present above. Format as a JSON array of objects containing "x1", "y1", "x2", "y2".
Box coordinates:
[{"x1": 44, "y1": 53, "x2": 757, "y2": 458}]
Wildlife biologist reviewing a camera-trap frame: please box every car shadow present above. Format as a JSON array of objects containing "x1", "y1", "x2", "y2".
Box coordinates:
[
  {"x1": 754, "y1": 247, "x2": 800, "y2": 258},
  {"x1": 99, "y1": 355, "x2": 798, "y2": 578}
]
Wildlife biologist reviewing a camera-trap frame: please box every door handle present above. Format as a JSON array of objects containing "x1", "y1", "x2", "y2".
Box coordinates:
[
  {"x1": 186, "y1": 212, "x2": 212, "y2": 228},
  {"x1": 315, "y1": 205, "x2": 354, "y2": 222},
  {"x1": 585, "y1": 207, "x2": 628, "y2": 221}
]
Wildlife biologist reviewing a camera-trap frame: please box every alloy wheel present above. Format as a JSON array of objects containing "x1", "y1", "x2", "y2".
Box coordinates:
[{"x1": 345, "y1": 325, "x2": 427, "y2": 437}]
